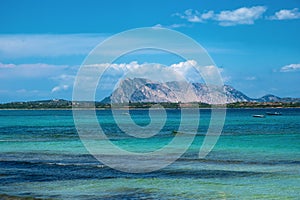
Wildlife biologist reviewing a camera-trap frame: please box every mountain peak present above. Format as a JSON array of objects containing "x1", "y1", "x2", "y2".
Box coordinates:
[
  {"x1": 105, "y1": 78, "x2": 248, "y2": 104},
  {"x1": 102, "y1": 78, "x2": 299, "y2": 104}
]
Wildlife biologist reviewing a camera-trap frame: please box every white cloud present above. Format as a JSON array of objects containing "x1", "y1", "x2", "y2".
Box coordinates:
[
  {"x1": 153, "y1": 23, "x2": 187, "y2": 29},
  {"x1": 269, "y1": 8, "x2": 300, "y2": 20},
  {"x1": 51, "y1": 74, "x2": 76, "y2": 93},
  {"x1": 174, "y1": 6, "x2": 267, "y2": 26},
  {"x1": 215, "y1": 6, "x2": 267, "y2": 26},
  {"x1": 51, "y1": 74, "x2": 76, "y2": 82},
  {"x1": 51, "y1": 85, "x2": 69, "y2": 93},
  {"x1": 0, "y1": 34, "x2": 106, "y2": 58},
  {"x1": 174, "y1": 9, "x2": 202, "y2": 22},
  {"x1": 0, "y1": 63, "x2": 15, "y2": 68},
  {"x1": 201, "y1": 11, "x2": 214, "y2": 20},
  {"x1": 170, "y1": 60, "x2": 220, "y2": 80},
  {"x1": 0, "y1": 62, "x2": 72, "y2": 78},
  {"x1": 280, "y1": 64, "x2": 300, "y2": 72},
  {"x1": 173, "y1": 9, "x2": 215, "y2": 23},
  {"x1": 87, "y1": 61, "x2": 189, "y2": 83},
  {"x1": 0, "y1": 62, "x2": 77, "y2": 94},
  {"x1": 84, "y1": 60, "x2": 225, "y2": 90}
]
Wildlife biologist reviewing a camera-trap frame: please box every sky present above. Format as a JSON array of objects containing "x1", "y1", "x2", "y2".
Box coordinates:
[{"x1": 0, "y1": 0, "x2": 300, "y2": 102}]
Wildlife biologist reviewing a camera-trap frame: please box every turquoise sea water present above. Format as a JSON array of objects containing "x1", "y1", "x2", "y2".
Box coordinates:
[{"x1": 0, "y1": 108, "x2": 299, "y2": 199}]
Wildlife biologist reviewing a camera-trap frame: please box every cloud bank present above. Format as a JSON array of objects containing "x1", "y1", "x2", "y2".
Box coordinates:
[
  {"x1": 269, "y1": 8, "x2": 300, "y2": 20},
  {"x1": 215, "y1": 6, "x2": 267, "y2": 26},
  {"x1": 280, "y1": 64, "x2": 300, "y2": 72},
  {"x1": 174, "y1": 6, "x2": 267, "y2": 26},
  {"x1": 85, "y1": 60, "x2": 224, "y2": 86},
  {"x1": 0, "y1": 62, "x2": 77, "y2": 95},
  {"x1": 173, "y1": 6, "x2": 300, "y2": 26},
  {"x1": 0, "y1": 62, "x2": 71, "y2": 78}
]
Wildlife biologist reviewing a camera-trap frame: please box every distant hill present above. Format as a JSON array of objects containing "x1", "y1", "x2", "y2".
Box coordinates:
[
  {"x1": 254, "y1": 94, "x2": 300, "y2": 103},
  {"x1": 103, "y1": 78, "x2": 300, "y2": 104},
  {"x1": 0, "y1": 99, "x2": 73, "y2": 109},
  {"x1": 0, "y1": 99, "x2": 111, "y2": 109}
]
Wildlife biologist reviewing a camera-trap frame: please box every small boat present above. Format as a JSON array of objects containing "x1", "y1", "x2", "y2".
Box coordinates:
[
  {"x1": 266, "y1": 112, "x2": 282, "y2": 116},
  {"x1": 253, "y1": 115, "x2": 265, "y2": 118}
]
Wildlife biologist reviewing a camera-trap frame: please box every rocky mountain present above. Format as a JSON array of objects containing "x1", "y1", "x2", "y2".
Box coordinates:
[{"x1": 103, "y1": 78, "x2": 298, "y2": 104}]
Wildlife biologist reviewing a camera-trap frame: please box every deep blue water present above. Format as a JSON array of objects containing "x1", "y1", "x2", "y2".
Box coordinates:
[{"x1": 0, "y1": 108, "x2": 299, "y2": 199}]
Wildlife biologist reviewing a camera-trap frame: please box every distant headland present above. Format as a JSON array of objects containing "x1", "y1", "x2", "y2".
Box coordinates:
[{"x1": 1, "y1": 78, "x2": 299, "y2": 109}]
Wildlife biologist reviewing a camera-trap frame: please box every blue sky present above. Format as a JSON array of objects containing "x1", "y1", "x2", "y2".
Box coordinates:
[{"x1": 0, "y1": 0, "x2": 300, "y2": 102}]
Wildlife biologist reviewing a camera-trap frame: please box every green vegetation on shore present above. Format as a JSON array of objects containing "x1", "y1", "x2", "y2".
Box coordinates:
[
  {"x1": 226, "y1": 101, "x2": 300, "y2": 108},
  {"x1": 0, "y1": 99, "x2": 299, "y2": 109}
]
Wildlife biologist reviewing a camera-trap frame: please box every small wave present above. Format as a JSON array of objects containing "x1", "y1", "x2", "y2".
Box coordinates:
[
  {"x1": 45, "y1": 162, "x2": 106, "y2": 168},
  {"x1": 0, "y1": 160, "x2": 105, "y2": 170},
  {"x1": 178, "y1": 157, "x2": 300, "y2": 165},
  {"x1": 0, "y1": 139, "x2": 25, "y2": 142}
]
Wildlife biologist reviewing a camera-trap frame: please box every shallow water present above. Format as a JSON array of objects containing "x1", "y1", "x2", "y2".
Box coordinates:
[{"x1": 0, "y1": 108, "x2": 299, "y2": 199}]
